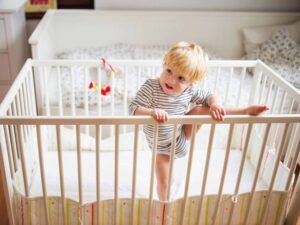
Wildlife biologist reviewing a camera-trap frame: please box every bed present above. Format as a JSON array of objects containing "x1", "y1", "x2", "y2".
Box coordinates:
[
  {"x1": 1, "y1": 10, "x2": 300, "y2": 225},
  {"x1": 28, "y1": 10, "x2": 300, "y2": 115},
  {"x1": 0, "y1": 59, "x2": 300, "y2": 225}
]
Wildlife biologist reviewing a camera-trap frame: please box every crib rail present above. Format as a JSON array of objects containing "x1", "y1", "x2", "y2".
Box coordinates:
[
  {"x1": 1, "y1": 59, "x2": 300, "y2": 225},
  {"x1": 1, "y1": 115, "x2": 300, "y2": 225}
]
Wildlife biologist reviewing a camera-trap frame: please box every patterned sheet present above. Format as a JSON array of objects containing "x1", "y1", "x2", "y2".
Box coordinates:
[
  {"x1": 245, "y1": 28, "x2": 300, "y2": 90},
  {"x1": 48, "y1": 43, "x2": 252, "y2": 109}
]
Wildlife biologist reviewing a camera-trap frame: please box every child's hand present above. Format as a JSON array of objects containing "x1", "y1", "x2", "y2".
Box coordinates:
[
  {"x1": 151, "y1": 108, "x2": 169, "y2": 123},
  {"x1": 209, "y1": 103, "x2": 226, "y2": 121}
]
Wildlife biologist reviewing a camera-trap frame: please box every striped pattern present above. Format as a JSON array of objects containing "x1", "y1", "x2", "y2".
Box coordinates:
[
  {"x1": 13, "y1": 191, "x2": 288, "y2": 225},
  {"x1": 129, "y1": 78, "x2": 212, "y2": 158}
]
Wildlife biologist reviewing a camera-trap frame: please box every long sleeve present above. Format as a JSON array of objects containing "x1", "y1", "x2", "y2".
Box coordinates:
[
  {"x1": 128, "y1": 79, "x2": 154, "y2": 115},
  {"x1": 190, "y1": 87, "x2": 213, "y2": 107}
]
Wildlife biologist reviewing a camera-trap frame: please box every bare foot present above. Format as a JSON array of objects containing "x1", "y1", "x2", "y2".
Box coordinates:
[{"x1": 245, "y1": 105, "x2": 269, "y2": 115}]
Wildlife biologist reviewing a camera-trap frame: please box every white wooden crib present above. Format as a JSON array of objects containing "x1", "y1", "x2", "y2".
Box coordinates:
[{"x1": 0, "y1": 59, "x2": 300, "y2": 225}]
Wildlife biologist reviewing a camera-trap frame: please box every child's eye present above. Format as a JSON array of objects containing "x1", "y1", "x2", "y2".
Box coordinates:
[
  {"x1": 166, "y1": 68, "x2": 172, "y2": 74},
  {"x1": 178, "y1": 76, "x2": 186, "y2": 82}
]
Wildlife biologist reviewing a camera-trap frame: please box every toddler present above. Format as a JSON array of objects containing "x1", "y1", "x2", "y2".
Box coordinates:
[{"x1": 128, "y1": 42, "x2": 269, "y2": 201}]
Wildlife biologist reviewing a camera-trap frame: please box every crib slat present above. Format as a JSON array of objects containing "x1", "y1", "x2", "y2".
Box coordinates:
[
  {"x1": 111, "y1": 69, "x2": 115, "y2": 116},
  {"x1": 8, "y1": 109, "x2": 18, "y2": 171},
  {"x1": 271, "y1": 92, "x2": 288, "y2": 151},
  {"x1": 258, "y1": 74, "x2": 267, "y2": 104},
  {"x1": 211, "y1": 124, "x2": 234, "y2": 225},
  {"x1": 180, "y1": 124, "x2": 196, "y2": 225},
  {"x1": 270, "y1": 86, "x2": 279, "y2": 114},
  {"x1": 124, "y1": 67, "x2": 128, "y2": 116},
  {"x1": 25, "y1": 74, "x2": 33, "y2": 116},
  {"x1": 285, "y1": 137, "x2": 300, "y2": 191},
  {"x1": 3, "y1": 125, "x2": 14, "y2": 178},
  {"x1": 71, "y1": 67, "x2": 76, "y2": 116},
  {"x1": 23, "y1": 76, "x2": 30, "y2": 117},
  {"x1": 114, "y1": 125, "x2": 120, "y2": 225},
  {"x1": 258, "y1": 123, "x2": 290, "y2": 225},
  {"x1": 130, "y1": 125, "x2": 139, "y2": 225},
  {"x1": 16, "y1": 125, "x2": 29, "y2": 196},
  {"x1": 268, "y1": 86, "x2": 280, "y2": 147},
  {"x1": 16, "y1": 90, "x2": 21, "y2": 116},
  {"x1": 28, "y1": 67, "x2": 37, "y2": 116},
  {"x1": 248, "y1": 70, "x2": 262, "y2": 106},
  {"x1": 110, "y1": 72, "x2": 116, "y2": 138},
  {"x1": 227, "y1": 124, "x2": 253, "y2": 225},
  {"x1": 224, "y1": 67, "x2": 233, "y2": 105},
  {"x1": 19, "y1": 82, "x2": 26, "y2": 117},
  {"x1": 84, "y1": 67, "x2": 89, "y2": 116},
  {"x1": 265, "y1": 80, "x2": 273, "y2": 106},
  {"x1": 279, "y1": 91, "x2": 287, "y2": 114},
  {"x1": 43, "y1": 67, "x2": 50, "y2": 116},
  {"x1": 84, "y1": 68, "x2": 89, "y2": 136},
  {"x1": 97, "y1": 67, "x2": 102, "y2": 116},
  {"x1": 137, "y1": 66, "x2": 142, "y2": 92},
  {"x1": 242, "y1": 123, "x2": 271, "y2": 225},
  {"x1": 124, "y1": 67, "x2": 129, "y2": 133},
  {"x1": 23, "y1": 80, "x2": 30, "y2": 117},
  {"x1": 236, "y1": 67, "x2": 246, "y2": 107},
  {"x1": 76, "y1": 125, "x2": 83, "y2": 205},
  {"x1": 196, "y1": 124, "x2": 216, "y2": 225},
  {"x1": 12, "y1": 100, "x2": 22, "y2": 160},
  {"x1": 213, "y1": 67, "x2": 220, "y2": 93},
  {"x1": 280, "y1": 122, "x2": 293, "y2": 163},
  {"x1": 167, "y1": 124, "x2": 177, "y2": 201},
  {"x1": 284, "y1": 116, "x2": 300, "y2": 167},
  {"x1": 95, "y1": 125, "x2": 101, "y2": 225},
  {"x1": 288, "y1": 98, "x2": 295, "y2": 114},
  {"x1": 21, "y1": 83, "x2": 30, "y2": 138},
  {"x1": 36, "y1": 125, "x2": 50, "y2": 225},
  {"x1": 56, "y1": 66, "x2": 63, "y2": 116},
  {"x1": 147, "y1": 124, "x2": 158, "y2": 225},
  {"x1": 56, "y1": 125, "x2": 67, "y2": 225}
]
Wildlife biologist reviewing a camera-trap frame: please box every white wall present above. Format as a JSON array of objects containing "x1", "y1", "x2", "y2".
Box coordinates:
[{"x1": 95, "y1": 0, "x2": 300, "y2": 12}]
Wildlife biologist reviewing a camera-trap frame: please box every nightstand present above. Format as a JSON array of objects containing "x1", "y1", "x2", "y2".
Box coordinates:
[{"x1": 0, "y1": 0, "x2": 28, "y2": 103}]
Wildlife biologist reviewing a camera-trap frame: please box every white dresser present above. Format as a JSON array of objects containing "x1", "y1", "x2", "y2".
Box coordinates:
[{"x1": 0, "y1": 0, "x2": 28, "y2": 103}]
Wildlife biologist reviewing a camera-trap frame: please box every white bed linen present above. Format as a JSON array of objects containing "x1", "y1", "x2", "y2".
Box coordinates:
[
  {"x1": 45, "y1": 44, "x2": 253, "y2": 109},
  {"x1": 28, "y1": 148, "x2": 267, "y2": 203}
]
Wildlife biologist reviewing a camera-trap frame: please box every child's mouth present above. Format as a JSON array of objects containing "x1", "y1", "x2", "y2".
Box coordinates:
[{"x1": 165, "y1": 83, "x2": 173, "y2": 90}]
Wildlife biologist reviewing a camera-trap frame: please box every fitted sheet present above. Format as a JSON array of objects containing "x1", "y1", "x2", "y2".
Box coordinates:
[{"x1": 27, "y1": 148, "x2": 268, "y2": 203}]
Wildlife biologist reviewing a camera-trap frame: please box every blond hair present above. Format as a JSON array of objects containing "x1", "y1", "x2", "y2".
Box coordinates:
[{"x1": 163, "y1": 42, "x2": 208, "y2": 84}]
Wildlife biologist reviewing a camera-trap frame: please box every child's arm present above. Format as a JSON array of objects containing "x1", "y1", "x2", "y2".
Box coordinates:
[
  {"x1": 134, "y1": 107, "x2": 169, "y2": 123},
  {"x1": 207, "y1": 94, "x2": 226, "y2": 121}
]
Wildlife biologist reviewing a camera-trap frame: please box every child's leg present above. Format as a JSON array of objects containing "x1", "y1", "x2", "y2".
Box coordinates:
[
  {"x1": 155, "y1": 154, "x2": 170, "y2": 201},
  {"x1": 183, "y1": 105, "x2": 269, "y2": 139}
]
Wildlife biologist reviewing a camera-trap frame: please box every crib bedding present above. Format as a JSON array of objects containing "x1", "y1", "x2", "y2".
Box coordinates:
[
  {"x1": 44, "y1": 44, "x2": 254, "y2": 110},
  {"x1": 26, "y1": 148, "x2": 267, "y2": 203}
]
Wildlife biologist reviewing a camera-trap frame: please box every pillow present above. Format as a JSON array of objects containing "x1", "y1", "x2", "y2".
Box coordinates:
[
  {"x1": 245, "y1": 28, "x2": 300, "y2": 89},
  {"x1": 242, "y1": 20, "x2": 300, "y2": 54},
  {"x1": 43, "y1": 126, "x2": 96, "y2": 151},
  {"x1": 43, "y1": 126, "x2": 147, "y2": 152}
]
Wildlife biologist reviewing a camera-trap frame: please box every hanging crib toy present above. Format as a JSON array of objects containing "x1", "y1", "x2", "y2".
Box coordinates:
[{"x1": 89, "y1": 58, "x2": 120, "y2": 96}]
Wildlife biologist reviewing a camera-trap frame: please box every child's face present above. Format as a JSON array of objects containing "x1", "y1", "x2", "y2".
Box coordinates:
[{"x1": 159, "y1": 66, "x2": 192, "y2": 96}]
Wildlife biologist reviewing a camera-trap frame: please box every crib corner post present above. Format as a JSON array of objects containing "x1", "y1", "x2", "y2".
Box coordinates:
[
  {"x1": 285, "y1": 173, "x2": 300, "y2": 225},
  {"x1": 0, "y1": 126, "x2": 16, "y2": 225}
]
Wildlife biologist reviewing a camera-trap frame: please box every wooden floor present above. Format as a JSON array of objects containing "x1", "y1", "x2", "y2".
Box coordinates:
[{"x1": 0, "y1": 172, "x2": 9, "y2": 225}]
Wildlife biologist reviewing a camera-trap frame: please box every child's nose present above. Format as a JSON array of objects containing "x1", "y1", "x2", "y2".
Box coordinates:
[{"x1": 167, "y1": 76, "x2": 176, "y2": 84}]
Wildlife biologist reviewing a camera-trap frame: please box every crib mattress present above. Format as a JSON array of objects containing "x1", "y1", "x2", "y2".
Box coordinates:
[{"x1": 27, "y1": 148, "x2": 268, "y2": 203}]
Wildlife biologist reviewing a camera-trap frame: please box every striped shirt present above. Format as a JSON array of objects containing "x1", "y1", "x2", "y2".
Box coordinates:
[{"x1": 129, "y1": 78, "x2": 212, "y2": 157}]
